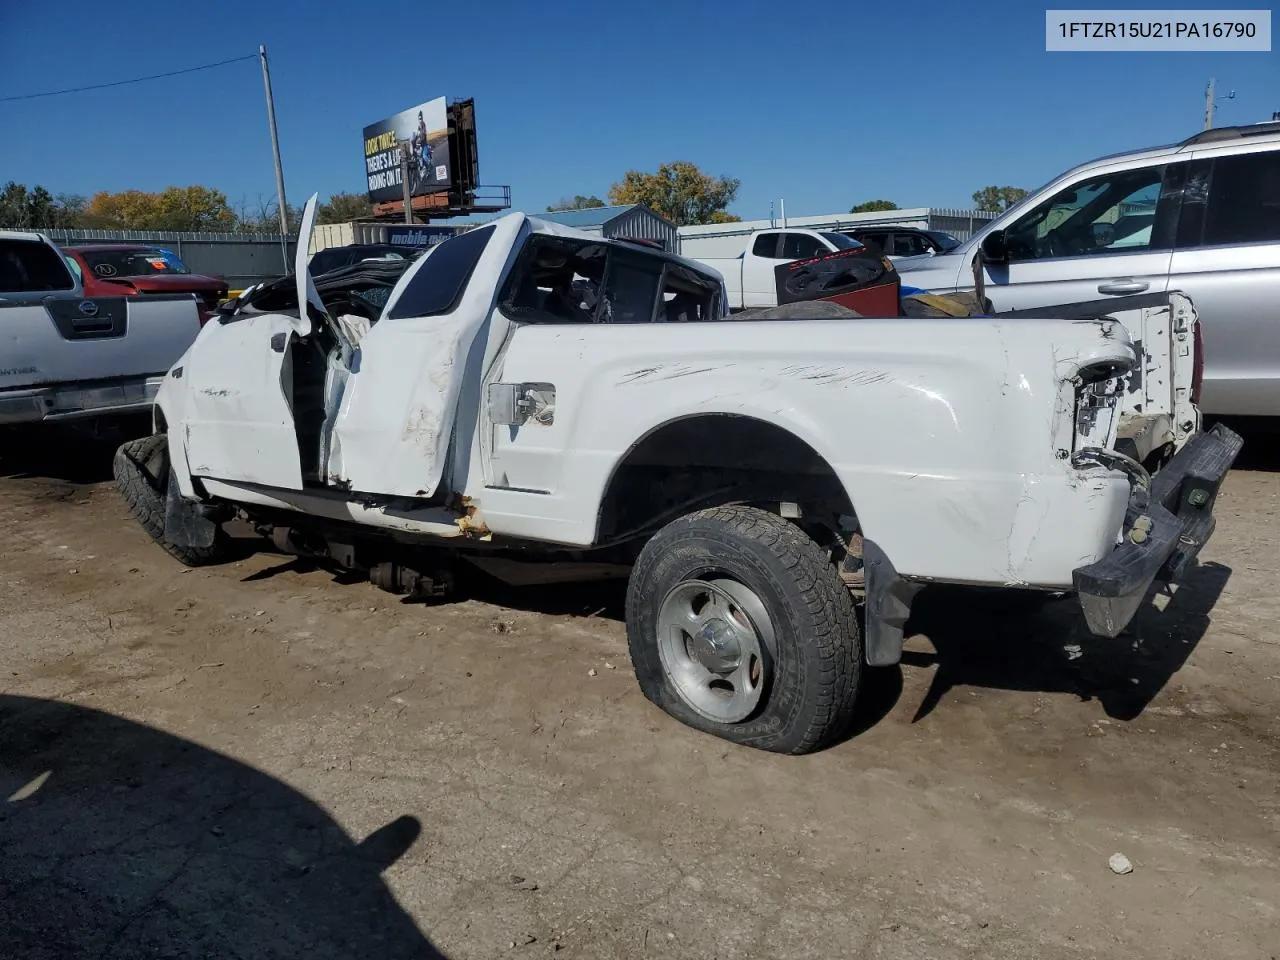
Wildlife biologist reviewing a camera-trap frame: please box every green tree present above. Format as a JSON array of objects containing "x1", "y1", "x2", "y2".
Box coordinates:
[
  {"x1": 607, "y1": 161, "x2": 739, "y2": 226},
  {"x1": 153, "y1": 186, "x2": 238, "y2": 230},
  {"x1": 849, "y1": 199, "x2": 898, "y2": 213},
  {"x1": 707, "y1": 210, "x2": 742, "y2": 223},
  {"x1": 0, "y1": 182, "x2": 31, "y2": 227},
  {"x1": 25, "y1": 186, "x2": 58, "y2": 228},
  {"x1": 971, "y1": 185, "x2": 1028, "y2": 213},
  {"x1": 318, "y1": 192, "x2": 374, "y2": 224},
  {"x1": 546, "y1": 195, "x2": 605, "y2": 212},
  {"x1": 0, "y1": 182, "x2": 87, "y2": 229}
]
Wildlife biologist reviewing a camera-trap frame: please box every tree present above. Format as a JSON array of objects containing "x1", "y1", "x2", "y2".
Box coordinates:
[
  {"x1": 849, "y1": 199, "x2": 898, "y2": 213},
  {"x1": 53, "y1": 193, "x2": 88, "y2": 228},
  {"x1": 318, "y1": 192, "x2": 374, "y2": 224},
  {"x1": 971, "y1": 185, "x2": 1028, "y2": 213},
  {"x1": 232, "y1": 196, "x2": 304, "y2": 234},
  {"x1": 546, "y1": 195, "x2": 605, "y2": 213},
  {"x1": 607, "y1": 161, "x2": 739, "y2": 226},
  {"x1": 707, "y1": 210, "x2": 742, "y2": 223},
  {"x1": 85, "y1": 186, "x2": 237, "y2": 230},
  {"x1": 0, "y1": 182, "x2": 87, "y2": 229},
  {"x1": 0, "y1": 182, "x2": 30, "y2": 227},
  {"x1": 84, "y1": 190, "x2": 156, "y2": 228}
]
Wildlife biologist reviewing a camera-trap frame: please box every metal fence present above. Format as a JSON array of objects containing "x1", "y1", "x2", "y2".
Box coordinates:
[{"x1": 41, "y1": 229, "x2": 298, "y2": 289}]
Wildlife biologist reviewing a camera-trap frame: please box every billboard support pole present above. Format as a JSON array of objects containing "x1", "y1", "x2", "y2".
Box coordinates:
[
  {"x1": 400, "y1": 142, "x2": 414, "y2": 224},
  {"x1": 258, "y1": 45, "x2": 290, "y2": 270}
]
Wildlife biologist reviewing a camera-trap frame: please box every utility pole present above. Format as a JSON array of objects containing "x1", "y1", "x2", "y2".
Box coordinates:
[
  {"x1": 259, "y1": 45, "x2": 289, "y2": 269},
  {"x1": 400, "y1": 142, "x2": 414, "y2": 224},
  {"x1": 1204, "y1": 77, "x2": 1237, "y2": 130}
]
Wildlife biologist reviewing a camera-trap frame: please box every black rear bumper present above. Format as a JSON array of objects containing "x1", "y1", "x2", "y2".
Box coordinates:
[{"x1": 1073, "y1": 423, "x2": 1243, "y2": 637}]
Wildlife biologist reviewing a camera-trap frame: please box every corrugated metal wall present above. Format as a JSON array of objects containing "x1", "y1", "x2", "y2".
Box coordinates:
[
  {"x1": 604, "y1": 208, "x2": 677, "y2": 251},
  {"x1": 43, "y1": 229, "x2": 296, "y2": 289},
  {"x1": 923, "y1": 208, "x2": 999, "y2": 241}
]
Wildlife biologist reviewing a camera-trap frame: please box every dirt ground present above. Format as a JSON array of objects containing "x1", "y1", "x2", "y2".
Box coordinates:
[{"x1": 1, "y1": 433, "x2": 1277, "y2": 960}]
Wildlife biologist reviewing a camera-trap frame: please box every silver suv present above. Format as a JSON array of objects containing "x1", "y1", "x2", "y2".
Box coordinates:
[{"x1": 896, "y1": 121, "x2": 1280, "y2": 416}]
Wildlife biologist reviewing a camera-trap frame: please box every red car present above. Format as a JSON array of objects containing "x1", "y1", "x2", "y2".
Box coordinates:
[{"x1": 62, "y1": 244, "x2": 229, "y2": 324}]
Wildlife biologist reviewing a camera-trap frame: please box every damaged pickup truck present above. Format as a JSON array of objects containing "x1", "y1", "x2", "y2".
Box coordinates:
[{"x1": 115, "y1": 195, "x2": 1242, "y2": 754}]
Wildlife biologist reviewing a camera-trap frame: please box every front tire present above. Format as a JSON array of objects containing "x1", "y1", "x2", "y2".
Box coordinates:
[
  {"x1": 113, "y1": 434, "x2": 231, "y2": 567},
  {"x1": 626, "y1": 505, "x2": 861, "y2": 755}
]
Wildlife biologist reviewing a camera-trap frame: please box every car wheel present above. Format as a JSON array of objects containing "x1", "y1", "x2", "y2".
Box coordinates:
[
  {"x1": 113, "y1": 434, "x2": 231, "y2": 567},
  {"x1": 626, "y1": 505, "x2": 861, "y2": 755}
]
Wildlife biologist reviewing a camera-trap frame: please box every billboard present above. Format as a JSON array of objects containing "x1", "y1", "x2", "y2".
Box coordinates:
[{"x1": 363, "y1": 97, "x2": 450, "y2": 203}]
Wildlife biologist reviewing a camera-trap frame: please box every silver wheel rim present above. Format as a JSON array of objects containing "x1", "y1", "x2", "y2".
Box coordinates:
[{"x1": 656, "y1": 577, "x2": 775, "y2": 724}]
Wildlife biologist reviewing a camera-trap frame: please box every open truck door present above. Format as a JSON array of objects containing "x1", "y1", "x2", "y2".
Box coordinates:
[{"x1": 184, "y1": 194, "x2": 352, "y2": 490}]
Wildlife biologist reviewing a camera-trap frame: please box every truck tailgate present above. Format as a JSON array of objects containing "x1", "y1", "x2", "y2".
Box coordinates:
[
  {"x1": 998, "y1": 291, "x2": 1199, "y2": 462},
  {"x1": 0, "y1": 294, "x2": 200, "y2": 391}
]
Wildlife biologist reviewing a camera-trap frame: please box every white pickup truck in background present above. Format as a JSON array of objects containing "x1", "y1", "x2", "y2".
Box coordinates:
[
  {"x1": 693, "y1": 228, "x2": 863, "y2": 310},
  {"x1": 0, "y1": 230, "x2": 203, "y2": 435},
  {"x1": 112, "y1": 196, "x2": 1241, "y2": 756}
]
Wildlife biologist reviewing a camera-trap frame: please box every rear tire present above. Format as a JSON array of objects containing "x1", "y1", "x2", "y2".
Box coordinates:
[
  {"x1": 626, "y1": 505, "x2": 861, "y2": 755},
  {"x1": 113, "y1": 434, "x2": 231, "y2": 567}
]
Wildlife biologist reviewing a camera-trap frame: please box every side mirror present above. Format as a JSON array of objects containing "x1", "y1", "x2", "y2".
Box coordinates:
[{"x1": 981, "y1": 229, "x2": 1009, "y2": 264}]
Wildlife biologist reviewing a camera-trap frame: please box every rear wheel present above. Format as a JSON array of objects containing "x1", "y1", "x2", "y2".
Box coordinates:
[
  {"x1": 113, "y1": 434, "x2": 232, "y2": 567},
  {"x1": 626, "y1": 505, "x2": 861, "y2": 755}
]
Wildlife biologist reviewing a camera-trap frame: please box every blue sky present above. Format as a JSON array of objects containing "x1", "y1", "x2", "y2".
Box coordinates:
[{"x1": 0, "y1": 0, "x2": 1274, "y2": 222}]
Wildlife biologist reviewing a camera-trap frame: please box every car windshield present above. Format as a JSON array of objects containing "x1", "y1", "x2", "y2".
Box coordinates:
[
  {"x1": 929, "y1": 232, "x2": 961, "y2": 250},
  {"x1": 820, "y1": 232, "x2": 862, "y2": 250},
  {"x1": 80, "y1": 247, "x2": 191, "y2": 278}
]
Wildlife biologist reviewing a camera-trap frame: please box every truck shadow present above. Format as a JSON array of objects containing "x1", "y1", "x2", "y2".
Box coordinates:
[
  {"x1": 902, "y1": 561, "x2": 1232, "y2": 724},
  {"x1": 235, "y1": 548, "x2": 1227, "y2": 739},
  {"x1": 0, "y1": 419, "x2": 151, "y2": 485},
  {"x1": 1207, "y1": 416, "x2": 1280, "y2": 472},
  {"x1": 241, "y1": 554, "x2": 632, "y2": 620},
  {"x1": 0, "y1": 694, "x2": 446, "y2": 959}
]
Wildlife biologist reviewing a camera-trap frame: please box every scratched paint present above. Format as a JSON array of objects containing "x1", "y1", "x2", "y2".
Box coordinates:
[{"x1": 618, "y1": 364, "x2": 720, "y2": 384}]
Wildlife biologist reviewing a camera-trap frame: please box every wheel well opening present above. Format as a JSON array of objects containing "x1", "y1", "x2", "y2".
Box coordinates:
[{"x1": 596, "y1": 415, "x2": 854, "y2": 549}]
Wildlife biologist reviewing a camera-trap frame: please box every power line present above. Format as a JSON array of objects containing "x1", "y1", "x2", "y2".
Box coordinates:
[{"x1": 0, "y1": 54, "x2": 258, "y2": 103}]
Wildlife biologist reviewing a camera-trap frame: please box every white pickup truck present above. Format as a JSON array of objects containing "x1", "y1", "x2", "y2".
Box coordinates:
[
  {"x1": 693, "y1": 228, "x2": 862, "y2": 309},
  {"x1": 113, "y1": 196, "x2": 1241, "y2": 755},
  {"x1": 0, "y1": 230, "x2": 203, "y2": 434}
]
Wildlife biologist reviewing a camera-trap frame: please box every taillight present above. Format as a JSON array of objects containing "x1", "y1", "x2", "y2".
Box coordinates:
[{"x1": 1191, "y1": 320, "x2": 1205, "y2": 405}]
